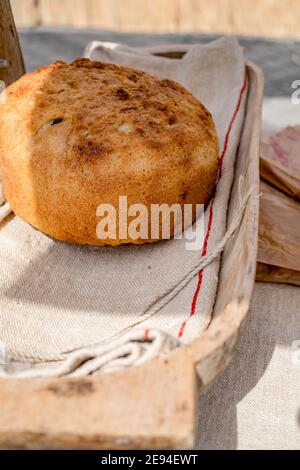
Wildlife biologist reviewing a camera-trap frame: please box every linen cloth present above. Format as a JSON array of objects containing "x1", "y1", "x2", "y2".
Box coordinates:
[
  {"x1": 0, "y1": 37, "x2": 247, "y2": 377},
  {"x1": 196, "y1": 97, "x2": 300, "y2": 450}
]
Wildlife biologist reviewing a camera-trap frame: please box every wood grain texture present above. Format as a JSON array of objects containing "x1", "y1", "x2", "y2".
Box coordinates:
[
  {"x1": 0, "y1": 0, "x2": 25, "y2": 86},
  {"x1": 0, "y1": 351, "x2": 197, "y2": 449},
  {"x1": 10, "y1": 0, "x2": 300, "y2": 37},
  {"x1": 0, "y1": 50, "x2": 263, "y2": 448}
]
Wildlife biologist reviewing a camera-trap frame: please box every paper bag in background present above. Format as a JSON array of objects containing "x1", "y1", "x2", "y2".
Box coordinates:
[
  {"x1": 260, "y1": 126, "x2": 300, "y2": 201},
  {"x1": 257, "y1": 126, "x2": 300, "y2": 286}
]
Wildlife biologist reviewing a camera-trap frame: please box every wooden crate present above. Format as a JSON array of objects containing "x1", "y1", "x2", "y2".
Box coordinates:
[{"x1": 0, "y1": 1, "x2": 263, "y2": 449}]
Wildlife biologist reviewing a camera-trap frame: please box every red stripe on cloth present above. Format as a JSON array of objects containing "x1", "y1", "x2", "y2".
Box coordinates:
[
  {"x1": 178, "y1": 70, "x2": 248, "y2": 339},
  {"x1": 144, "y1": 328, "x2": 150, "y2": 340}
]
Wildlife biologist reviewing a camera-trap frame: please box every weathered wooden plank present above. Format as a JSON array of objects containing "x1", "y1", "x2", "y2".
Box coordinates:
[
  {"x1": 0, "y1": 0, "x2": 25, "y2": 86},
  {"x1": 0, "y1": 348, "x2": 197, "y2": 449}
]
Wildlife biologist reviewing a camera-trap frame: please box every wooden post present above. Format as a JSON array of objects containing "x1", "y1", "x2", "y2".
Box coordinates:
[{"x1": 0, "y1": 0, "x2": 25, "y2": 87}]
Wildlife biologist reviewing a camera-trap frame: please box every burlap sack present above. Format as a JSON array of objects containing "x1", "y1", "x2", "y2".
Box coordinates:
[{"x1": 0, "y1": 37, "x2": 247, "y2": 377}]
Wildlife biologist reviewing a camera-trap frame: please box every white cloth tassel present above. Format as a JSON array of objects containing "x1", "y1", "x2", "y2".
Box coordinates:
[{"x1": 0, "y1": 329, "x2": 179, "y2": 378}]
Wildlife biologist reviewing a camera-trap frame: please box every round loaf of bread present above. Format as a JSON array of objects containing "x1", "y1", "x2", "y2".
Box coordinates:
[{"x1": 0, "y1": 59, "x2": 218, "y2": 245}]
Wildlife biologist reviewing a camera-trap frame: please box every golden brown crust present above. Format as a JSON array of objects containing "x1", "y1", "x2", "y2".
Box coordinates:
[{"x1": 0, "y1": 58, "x2": 218, "y2": 245}]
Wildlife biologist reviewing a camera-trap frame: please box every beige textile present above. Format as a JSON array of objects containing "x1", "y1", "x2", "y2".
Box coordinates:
[{"x1": 0, "y1": 37, "x2": 247, "y2": 377}]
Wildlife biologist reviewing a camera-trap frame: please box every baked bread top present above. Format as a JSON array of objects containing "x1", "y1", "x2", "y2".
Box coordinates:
[{"x1": 0, "y1": 58, "x2": 218, "y2": 245}]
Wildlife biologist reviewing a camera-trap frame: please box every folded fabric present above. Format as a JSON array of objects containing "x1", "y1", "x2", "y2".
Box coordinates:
[{"x1": 0, "y1": 38, "x2": 247, "y2": 377}]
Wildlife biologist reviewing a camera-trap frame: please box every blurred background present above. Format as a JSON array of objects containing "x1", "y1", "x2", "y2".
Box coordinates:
[
  {"x1": 10, "y1": 0, "x2": 300, "y2": 37},
  {"x1": 8, "y1": 0, "x2": 300, "y2": 98}
]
